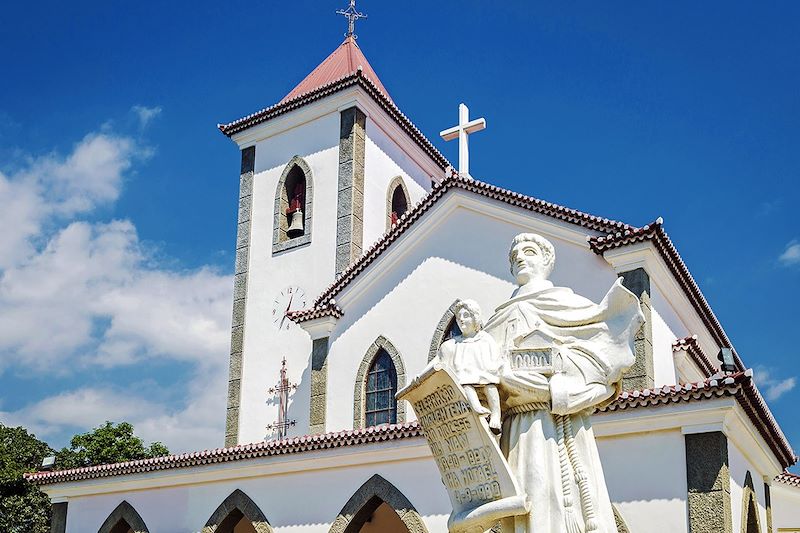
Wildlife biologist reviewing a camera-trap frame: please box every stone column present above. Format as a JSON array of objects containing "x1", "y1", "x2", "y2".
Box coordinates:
[
  {"x1": 50, "y1": 502, "x2": 67, "y2": 533},
  {"x1": 685, "y1": 432, "x2": 732, "y2": 533},
  {"x1": 309, "y1": 337, "x2": 329, "y2": 434},
  {"x1": 225, "y1": 146, "x2": 255, "y2": 447},
  {"x1": 335, "y1": 106, "x2": 366, "y2": 277},
  {"x1": 619, "y1": 267, "x2": 654, "y2": 390}
]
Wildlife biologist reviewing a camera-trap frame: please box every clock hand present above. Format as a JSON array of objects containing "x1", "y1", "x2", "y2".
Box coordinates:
[{"x1": 285, "y1": 293, "x2": 295, "y2": 315}]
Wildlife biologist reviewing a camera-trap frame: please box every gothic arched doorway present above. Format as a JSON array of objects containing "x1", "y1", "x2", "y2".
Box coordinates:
[
  {"x1": 202, "y1": 489, "x2": 272, "y2": 533},
  {"x1": 329, "y1": 474, "x2": 428, "y2": 533},
  {"x1": 97, "y1": 501, "x2": 149, "y2": 533}
]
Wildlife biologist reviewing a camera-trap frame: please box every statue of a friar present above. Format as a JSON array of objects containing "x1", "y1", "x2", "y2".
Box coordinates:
[{"x1": 483, "y1": 233, "x2": 644, "y2": 533}]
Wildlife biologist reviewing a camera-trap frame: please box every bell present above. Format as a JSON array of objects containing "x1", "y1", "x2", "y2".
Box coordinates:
[{"x1": 287, "y1": 209, "x2": 304, "y2": 237}]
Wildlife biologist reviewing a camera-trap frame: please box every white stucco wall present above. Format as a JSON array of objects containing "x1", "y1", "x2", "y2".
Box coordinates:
[
  {"x1": 728, "y1": 441, "x2": 769, "y2": 533},
  {"x1": 324, "y1": 197, "x2": 621, "y2": 432},
  {"x1": 59, "y1": 449, "x2": 451, "y2": 533},
  {"x1": 598, "y1": 430, "x2": 689, "y2": 533},
  {"x1": 773, "y1": 481, "x2": 800, "y2": 532},
  {"x1": 240, "y1": 111, "x2": 342, "y2": 444},
  {"x1": 363, "y1": 116, "x2": 429, "y2": 249}
]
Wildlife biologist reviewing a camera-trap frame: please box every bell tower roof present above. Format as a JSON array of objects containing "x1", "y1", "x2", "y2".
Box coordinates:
[{"x1": 280, "y1": 36, "x2": 392, "y2": 104}]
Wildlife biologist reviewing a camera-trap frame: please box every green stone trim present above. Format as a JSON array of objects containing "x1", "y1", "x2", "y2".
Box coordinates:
[
  {"x1": 98, "y1": 501, "x2": 149, "y2": 533},
  {"x1": 328, "y1": 474, "x2": 429, "y2": 533},
  {"x1": 51, "y1": 502, "x2": 67, "y2": 533},
  {"x1": 741, "y1": 472, "x2": 763, "y2": 533},
  {"x1": 428, "y1": 300, "x2": 461, "y2": 362},
  {"x1": 353, "y1": 336, "x2": 407, "y2": 429},
  {"x1": 309, "y1": 337, "x2": 329, "y2": 434},
  {"x1": 619, "y1": 268, "x2": 654, "y2": 391},
  {"x1": 385, "y1": 176, "x2": 411, "y2": 231},
  {"x1": 613, "y1": 504, "x2": 630, "y2": 533},
  {"x1": 272, "y1": 155, "x2": 314, "y2": 254},
  {"x1": 203, "y1": 489, "x2": 272, "y2": 533},
  {"x1": 685, "y1": 431, "x2": 732, "y2": 533},
  {"x1": 335, "y1": 106, "x2": 366, "y2": 276},
  {"x1": 225, "y1": 146, "x2": 255, "y2": 448}
]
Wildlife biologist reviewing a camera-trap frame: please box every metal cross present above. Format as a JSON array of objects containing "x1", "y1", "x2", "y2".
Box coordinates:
[
  {"x1": 336, "y1": 0, "x2": 367, "y2": 38},
  {"x1": 440, "y1": 103, "x2": 487, "y2": 178},
  {"x1": 266, "y1": 358, "x2": 298, "y2": 439}
]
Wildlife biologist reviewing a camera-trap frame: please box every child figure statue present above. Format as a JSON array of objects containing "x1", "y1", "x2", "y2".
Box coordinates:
[{"x1": 438, "y1": 299, "x2": 503, "y2": 432}]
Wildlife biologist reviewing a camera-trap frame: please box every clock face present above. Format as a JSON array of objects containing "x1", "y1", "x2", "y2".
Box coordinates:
[{"x1": 272, "y1": 285, "x2": 307, "y2": 330}]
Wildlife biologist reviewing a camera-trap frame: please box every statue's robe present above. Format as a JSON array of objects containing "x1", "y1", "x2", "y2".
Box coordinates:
[{"x1": 483, "y1": 278, "x2": 644, "y2": 533}]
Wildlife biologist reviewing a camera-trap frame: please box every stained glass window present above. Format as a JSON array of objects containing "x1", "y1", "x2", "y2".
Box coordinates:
[{"x1": 365, "y1": 349, "x2": 397, "y2": 427}]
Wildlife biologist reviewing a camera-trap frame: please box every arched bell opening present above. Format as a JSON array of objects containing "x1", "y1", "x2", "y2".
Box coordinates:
[
  {"x1": 273, "y1": 156, "x2": 314, "y2": 253},
  {"x1": 385, "y1": 177, "x2": 410, "y2": 230}
]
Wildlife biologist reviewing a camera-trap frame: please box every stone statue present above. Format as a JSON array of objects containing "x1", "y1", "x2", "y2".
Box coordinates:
[
  {"x1": 482, "y1": 233, "x2": 645, "y2": 532},
  {"x1": 433, "y1": 299, "x2": 503, "y2": 433}
]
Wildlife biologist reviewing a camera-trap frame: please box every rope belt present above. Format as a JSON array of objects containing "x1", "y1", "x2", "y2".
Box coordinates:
[{"x1": 502, "y1": 402, "x2": 549, "y2": 419}]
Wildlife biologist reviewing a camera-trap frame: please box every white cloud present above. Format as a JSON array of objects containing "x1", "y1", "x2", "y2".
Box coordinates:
[
  {"x1": 753, "y1": 366, "x2": 797, "y2": 401},
  {"x1": 0, "y1": 367, "x2": 226, "y2": 452},
  {"x1": 779, "y1": 240, "x2": 800, "y2": 266},
  {"x1": 131, "y1": 105, "x2": 162, "y2": 129},
  {"x1": 0, "y1": 123, "x2": 231, "y2": 452}
]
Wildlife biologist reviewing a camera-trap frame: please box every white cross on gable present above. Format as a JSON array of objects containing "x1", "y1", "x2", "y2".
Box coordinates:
[{"x1": 439, "y1": 103, "x2": 486, "y2": 178}]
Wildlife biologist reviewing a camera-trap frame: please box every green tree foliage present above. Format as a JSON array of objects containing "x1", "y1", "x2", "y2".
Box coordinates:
[
  {"x1": 0, "y1": 424, "x2": 54, "y2": 533},
  {"x1": 56, "y1": 421, "x2": 169, "y2": 469},
  {"x1": 0, "y1": 421, "x2": 169, "y2": 532}
]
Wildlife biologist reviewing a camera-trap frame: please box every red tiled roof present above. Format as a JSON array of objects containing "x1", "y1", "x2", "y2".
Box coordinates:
[
  {"x1": 280, "y1": 36, "x2": 391, "y2": 104},
  {"x1": 218, "y1": 67, "x2": 448, "y2": 172},
  {"x1": 672, "y1": 335, "x2": 717, "y2": 377},
  {"x1": 25, "y1": 422, "x2": 424, "y2": 486},
  {"x1": 588, "y1": 219, "x2": 745, "y2": 372},
  {"x1": 290, "y1": 174, "x2": 631, "y2": 323},
  {"x1": 776, "y1": 471, "x2": 800, "y2": 487},
  {"x1": 598, "y1": 370, "x2": 795, "y2": 469},
  {"x1": 25, "y1": 371, "x2": 795, "y2": 486}
]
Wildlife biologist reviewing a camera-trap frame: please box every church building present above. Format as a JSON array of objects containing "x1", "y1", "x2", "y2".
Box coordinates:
[{"x1": 29, "y1": 16, "x2": 800, "y2": 533}]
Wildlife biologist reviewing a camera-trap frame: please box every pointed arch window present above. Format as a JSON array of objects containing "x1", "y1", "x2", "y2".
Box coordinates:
[
  {"x1": 386, "y1": 177, "x2": 410, "y2": 230},
  {"x1": 365, "y1": 349, "x2": 398, "y2": 426},
  {"x1": 273, "y1": 156, "x2": 313, "y2": 253}
]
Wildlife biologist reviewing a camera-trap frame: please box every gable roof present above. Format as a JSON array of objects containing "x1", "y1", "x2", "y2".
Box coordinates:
[
  {"x1": 588, "y1": 220, "x2": 744, "y2": 372},
  {"x1": 280, "y1": 36, "x2": 391, "y2": 104},
  {"x1": 26, "y1": 370, "x2": 794, "y2": 487},
  {"x1": 289, "y1": 174, "x2": 632, "y2": 323},
  {"x1": 218, "y1": 47, "x2": 448, "y2": 172}
]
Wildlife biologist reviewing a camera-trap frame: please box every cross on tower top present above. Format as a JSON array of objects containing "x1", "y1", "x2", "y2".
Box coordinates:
[
  {"x1": 337, "y1": 0, "x2": 367, "y2": 38},
  {"x1": 440, "y1": 103, "x2": 486, "y2": 178}
]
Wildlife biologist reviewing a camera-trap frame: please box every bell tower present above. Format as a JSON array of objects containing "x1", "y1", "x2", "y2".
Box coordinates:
[{"x1": 218, "y1": 33, "x2": 448, "y2": 446}]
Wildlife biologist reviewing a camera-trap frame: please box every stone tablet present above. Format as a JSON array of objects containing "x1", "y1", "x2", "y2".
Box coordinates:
[{"x1": 397, "y1": 364, "x2": 529, "y2": 533}]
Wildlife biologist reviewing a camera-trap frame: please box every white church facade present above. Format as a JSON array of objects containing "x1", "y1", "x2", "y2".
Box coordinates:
[{"x1": 29, "y1": 32, "x2": 800, "y2": 533}]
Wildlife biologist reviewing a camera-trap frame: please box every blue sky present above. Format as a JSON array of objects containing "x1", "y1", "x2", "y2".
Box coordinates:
[{"x1": 0, "y1": 1, "x2": 798, "y2": 465}]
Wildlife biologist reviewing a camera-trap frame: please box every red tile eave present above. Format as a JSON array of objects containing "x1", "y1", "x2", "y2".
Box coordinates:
[
  {"x1": 776, "y1": 471, "x2": 800, "y2": 487},
  {"x1": 589, "y1": 221, "x2": 746, "y2": 372},
  {"x1": 291, "y1": 175, "x2": 632, "y2": 323},
  {"x1": 672, "y1": 335, "x2": 717, "y2": 377},
  {"x1": 598, "y1": 371, "x2": 796, "y2": 469},
  {"x1": 218, "y1": 71, "x2": 448, "y2": 171},
  {"x1": 25, "y1": 373, "x2": 794, "y2": 486},
  {"x1": 25, "y1": 422, "x2": 425, "y2": 486}
]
